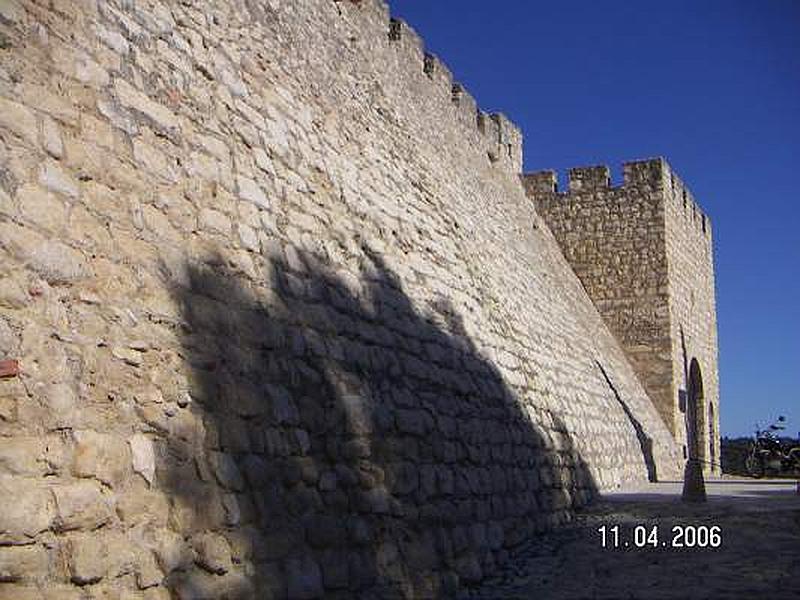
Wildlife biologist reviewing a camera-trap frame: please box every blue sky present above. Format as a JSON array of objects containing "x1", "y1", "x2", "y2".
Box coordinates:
[{"x1": 392, "y1": 1, "x2": 799, "y2": 438}]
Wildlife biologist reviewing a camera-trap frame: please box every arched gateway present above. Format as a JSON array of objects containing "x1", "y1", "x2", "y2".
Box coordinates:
[{"x1": 687, "y1": 358, "x2": 706, "y2": 463}]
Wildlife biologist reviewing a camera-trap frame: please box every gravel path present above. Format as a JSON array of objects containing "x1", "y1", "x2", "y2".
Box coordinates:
[{"x1": 458, "y1": 479, "x2": 800, "y2": 600}]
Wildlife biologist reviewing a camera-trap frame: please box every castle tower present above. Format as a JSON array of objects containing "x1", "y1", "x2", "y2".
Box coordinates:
[{"x1": 523, "y1": 159, "x2": 720, "y2": 473}]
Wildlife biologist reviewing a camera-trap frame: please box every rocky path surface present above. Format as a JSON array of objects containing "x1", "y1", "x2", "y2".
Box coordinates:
[{"x1": 458, "y1": 479, "x2": 800, "y2": 600}]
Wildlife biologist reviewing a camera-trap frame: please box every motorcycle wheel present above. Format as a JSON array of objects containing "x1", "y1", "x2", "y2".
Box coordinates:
[
  {"x1": 745, "y1": 454, "x2": 764, "y2": 478},
  {"x1": 789, "y1": 448, "x2": 800, "y2": 474}
]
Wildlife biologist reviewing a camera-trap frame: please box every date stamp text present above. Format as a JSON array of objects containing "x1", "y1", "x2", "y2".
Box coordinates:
[{"x1": 597, "y1": 524, "x2": 722, "y2": 549}]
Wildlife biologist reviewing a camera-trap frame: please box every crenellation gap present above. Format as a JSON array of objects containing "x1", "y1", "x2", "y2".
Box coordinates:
[
  {"x1": 388, "y1": 17, "x2": 402, "y2": 41},
  {"x1": 423, "y1": 52, "x2": 435, "y2": 77}
]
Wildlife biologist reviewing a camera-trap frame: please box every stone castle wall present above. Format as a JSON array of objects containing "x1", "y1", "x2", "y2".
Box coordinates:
[
  {"x1": 522, "y1": 162, "x2": 675, "y2": 429},
  {"x1": 0, "y1": 1, "x2": 681, "y2": 597},
  {"x1": 524, "y1": 159, "x2": 720, "y2": 472},
  {"x1": 663, "y1": 166, "x2": 720, "y2": 470}
]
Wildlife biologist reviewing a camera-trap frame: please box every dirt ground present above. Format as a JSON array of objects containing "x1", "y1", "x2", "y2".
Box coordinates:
[{"x1": 458, "y1": 478, "x2": 800, "y2": 600}]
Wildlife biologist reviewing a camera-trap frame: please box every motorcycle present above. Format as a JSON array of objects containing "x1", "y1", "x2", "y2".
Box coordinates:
[{"x1": 744, "y1": 416, "x2": 800, "y2": 477}]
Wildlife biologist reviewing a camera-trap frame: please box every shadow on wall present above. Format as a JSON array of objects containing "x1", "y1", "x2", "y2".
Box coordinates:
[
  {"x1": 595, "y1": 361, "x2": 657, "y2": 483},
  {"x1": 158, "y1": 246, "x2": 598, "y2": 599}
]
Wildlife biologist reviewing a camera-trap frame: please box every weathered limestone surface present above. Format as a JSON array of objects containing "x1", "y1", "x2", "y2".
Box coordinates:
[
  {"x1": 0, "y1": 0, "x2": 681, "y2": 597},
  {"x1": 524, "y1": 160, "x2": 720, "y2": 472},
  {"x1": 663, "y1": 167, "x2": 720, "y2": 468}
]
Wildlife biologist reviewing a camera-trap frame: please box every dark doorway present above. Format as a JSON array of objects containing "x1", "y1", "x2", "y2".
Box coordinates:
[{"x1": 687, "y1": 358, "x2": 705, "y2": 463}]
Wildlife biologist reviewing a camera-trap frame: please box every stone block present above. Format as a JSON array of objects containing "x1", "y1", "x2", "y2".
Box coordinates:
[
  {"x1": 221, "y1": 493, "x2": 241, "y2": 526},
  {"x1": 0, "y1": 318, "x2": 16, "y2": 356},
  {"x1": 348, "y1": 550, "x2": 377, "y2": 591},
  {"x1": 0, "y1": 584, "x2": 84, "y2": 600},
  {"x1": 341, "y1": 438, "x2": 370, "y2": 461},
  {"x1": 253, "y1": 147, "x2": 273, "y2": 173},
  {"x1": 17, "y1": 184, "x2": 67, "y2": 232},
  {"x1": 219, "y1": 417, "x2": 251, "y2": 453},
  {"x1": 395, "y1": 409, "x2": 430, "y2": 435},
  {"x1": 0, "y1": 278, "x2": 28, "y2": 309},
  {"x1": 193, "y1": 531, "x2": 232, "y2": 575},
  {"x1": 135, "y1": 549, "x2": 163, "y2": 590},
  {"x1": 43, "y1": 383, "x2": 78, "y2": 429},
  {"x1": 376, "y1": 541, "x2": 399, "y2": 571},
  {"x1": 320, "y1": 549, "x2": 349, "y2": 589},
  {"x1": 66, "y1": 533, "x2": 107, "y2": 585},
  {"x1": 102, "y1": 532, "x2": 140, "y2": 581},
  {"x1": 129, "y1": 433, "x2": 156, "y2": 486},
  {"x1": 115, "y1": 484, "x2": 169, "y2": 527},
  {"x1": 111, "y1": 345, "x2": 143, "y2": 367},
  {"x1": 402, "y1": 530, "x2": 438, "y2": 571},
  {"x1": 114, "y1": 78, "x2": 179, "y2": 135},
  {"x1": 133, "y1": 138, "x2": 178, "y2": 182},
  {"x1": 235, "y1": 99, "x2": 266, "y2": 130},
  {"x1": 236, "y1": 223, "x2": 259, "y2": 251},
  {"x1": 41, "y1": 115, "x2": 64, "y2": 159},
  {"x1": 209, "y1": 452, "x2": 245, "y2": 491},
  {"x1": 264, "y1": 117, "x2": 290, "y2": 158},
  {"x1": 196, "y1": 134, "x2": 230, "y2": 164},
  {"x1": 280, "y1": 459, "x2": 303, "y2": 486},
  {"x1": 0, "y1": 437, "x2": 45, "y2": 476},
  {"x1": 72, "y1": 430, "x2": 130, "y2": 487},
  {"x1": 305, "y1": 514, "x2": 346, "y2": 549},
  {"x1": 388, "y1": 462, "x2": 418, "y2": 495},
  {"x1": 286, "y1": 554, "x2": 323, "y2": 600},
  {"x1": 237, "y1": 454, "x2": 268, "y2": 490},
  {"x1": 53, "y1": 481, "x2": 113, "y2": 531},
  {"x1": 0, "y1": 96, "x2": 38, "y2": 146},
  {"x1": 267, "y1": 384, "x2": 299, "y2": 425},
  {"x1": 39, "y1": 161, "x2": 80, "y2": 198},
  {"x1": 142, "y1": 205, "x2": 182, "y2": 244},
  {"x1": 454, "y1": 553, "x2": 482, "y2": 584},
  {"x1": 0, "y1": 222, "x2": 88, "y2": 285},
  {"x1": 469, "y1": 522, "x2": 488, "y2": 550},
  {"x1": 236, "y1": 174, "x2": 269, "y2": 209},
  {"x1": 0, "y1": 544, "x2": 49, "y2": 582},
  {"x1": 419, "y1": 464, "x2": 437, "y2": 498},
  {"x1": 94, "y1": 23, "x2": 130, "y2": 55},
  {"x1": 254, "y1": 527, "x2": 292, "y2": 562},
  {"x1": 198, "y1": 208, "x2": 231, "y2": 235},
  {"x1": 73, "y1": 51, "x2": 110, "y2": 88},
  {"x1": 213, "y1": 51, "x2": 247, "y2": 97},
  {"x1": 28, "y1": 240, "x2": 88, "y2": 284},
  {"x1": 0, "y1": 0, "x2": 23, "y2": 23},
  {"x1": 0, "y1": 477, "x2": 54, "y2": 543},
  {"x1": 318, "y1": 470, "x2": 338, "y2": 492},
  {"x1": 152, "y1": 528, "x2": 189, "y2": 575},
  {"x1": 359, "y1": 487, "x2": 390, "y2": 514}
]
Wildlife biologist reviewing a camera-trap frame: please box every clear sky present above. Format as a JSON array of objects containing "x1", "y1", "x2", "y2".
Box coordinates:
[{"x1": 392, "y1": 1, "x2": 799, "y2": 438}]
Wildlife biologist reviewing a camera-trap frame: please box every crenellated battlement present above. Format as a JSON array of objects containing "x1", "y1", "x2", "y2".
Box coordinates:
[
  {"x1": 568, "y1": 165, "x2": 612, "y2": 191},
  {"x1": 663, "y1": 162, "x2": 712, "y2": 238},
  {"x1": 488, "y1": 113, "x2": 523, "y2": 169},
  {"x1": 521, "y1": 170, "x2": 558, "y2": 195},
  {"x1": 623, "y1": 158, "x2": 666, "y2": 187},
  {"x1": 451, "y1": 82, "x2": 479, "y2": 133},
  {"x1": 340, "y1": 1, "x2": 523, "y2": 173},
  {"x1": 523, "y1": 158, "x2": 711, "y2": 237},
  {"x1": 524, "y1": 159, "x2": 667, "y2": 193}
]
